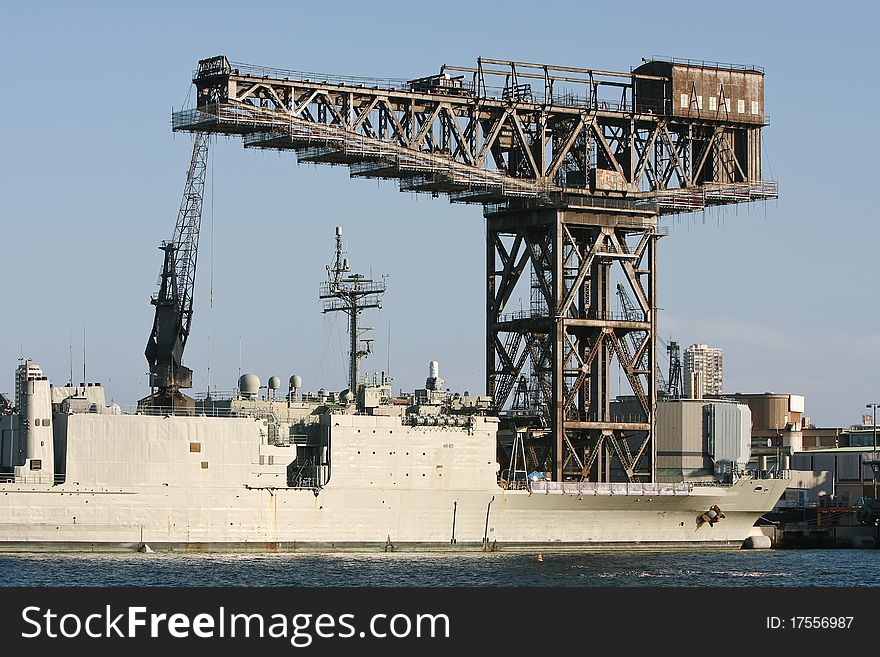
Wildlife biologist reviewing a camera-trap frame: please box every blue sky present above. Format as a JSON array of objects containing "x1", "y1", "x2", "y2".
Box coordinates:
[{"x1": 1, "y1": 1, "x2": 877, "y2": 427}]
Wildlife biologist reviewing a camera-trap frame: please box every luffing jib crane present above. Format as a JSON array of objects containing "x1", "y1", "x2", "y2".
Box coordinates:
[{"x1": 138, "y1": 132, "x2": 210, "y2": 413}]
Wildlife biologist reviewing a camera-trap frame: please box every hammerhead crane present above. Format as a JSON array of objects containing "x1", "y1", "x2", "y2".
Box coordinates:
[
  {"x1": 139, "y1": 133, "x2": 210, "y2": 413},
  {"x1": 172, "y1": 53, "x2": 774, "y2": 480}
]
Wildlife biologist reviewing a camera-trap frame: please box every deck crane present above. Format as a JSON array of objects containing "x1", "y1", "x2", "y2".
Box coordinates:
[{"x1": 138, "y1": 132, "x2": 210, "y2": 413}]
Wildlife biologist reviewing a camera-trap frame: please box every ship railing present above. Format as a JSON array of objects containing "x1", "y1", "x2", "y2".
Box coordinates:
[
  {"x1": 745, "y1": 468, "x2": 791, "y2": 481},
  {"x1": 122, "y1": 405, "x2": 261, "y2": 418},
  {"x1": 195, "y1": 390, "x2": 238, "y2": 401},
  {"x1": 0, "y1": 473, "x2": 66, "y2": 485},
  {"x1": 527, "y1": 480, "x2": 693, "y2": 496},
  {"x1": 567, "y1": 412, "x2": 649, "y2": 424},
  {"x1": 687, "y1": 469, "x2": 791, "y2": 486}
]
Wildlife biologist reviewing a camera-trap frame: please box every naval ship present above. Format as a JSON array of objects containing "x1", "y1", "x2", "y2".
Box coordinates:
[
  {"x1": 0, "y1": 227, "x2": 788, "y2": 552},
  {"x1": 0, "y1": 355, "x2": 789, "y2": 552}
]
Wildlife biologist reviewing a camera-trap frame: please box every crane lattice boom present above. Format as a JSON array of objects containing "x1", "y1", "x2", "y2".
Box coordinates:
[{"x1": 141, "y1": 132, "x2": 209, "y2": 412}]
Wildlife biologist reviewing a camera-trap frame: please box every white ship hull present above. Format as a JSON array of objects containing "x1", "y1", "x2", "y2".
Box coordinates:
[
  {"x1": 0, "y1": 409, "x2": 787, "y2": 552},
  {"x1": 0, "y1": 481, "x2": 786, "y2": 552}
]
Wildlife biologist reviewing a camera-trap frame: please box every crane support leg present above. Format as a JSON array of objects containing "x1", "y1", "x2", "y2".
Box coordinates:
[{"x1": 486, "y1": 204, "x2": 659, "y2": 482}]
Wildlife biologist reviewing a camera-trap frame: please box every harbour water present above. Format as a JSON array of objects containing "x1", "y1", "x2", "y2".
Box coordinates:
[{"x1": 2, "y1": 549, "x2": 879, "y2": 587}]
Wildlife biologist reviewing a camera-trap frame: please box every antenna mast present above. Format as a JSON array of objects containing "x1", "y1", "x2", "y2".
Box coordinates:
[{"x1": 319, "y1": 227, "x2": 386, "y2": 393}]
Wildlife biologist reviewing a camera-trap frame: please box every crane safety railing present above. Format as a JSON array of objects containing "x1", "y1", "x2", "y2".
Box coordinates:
[
  {"x1": 225, "y1": 61, "x2": 411, "y2": 91},
  {"x1": 654, "y1": 180, "x2": 778, "y2": 212},
  {"x1": 233, "y1": 116, "x2": 548, "y2": 199},
  {"x1": 496, "y1": 309, "x2": 650, "y2": 324},
  {"x1": 645, "y1": 56, "x2": 764, "y2": 74},
  {"x1": 196, "y1": 61, "x2": 653, "y2": 113}
]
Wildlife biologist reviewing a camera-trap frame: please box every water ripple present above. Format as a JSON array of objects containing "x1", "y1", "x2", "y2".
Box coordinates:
[{"x1": 0, "y1": 549, "x2": 876, "y2": 587}]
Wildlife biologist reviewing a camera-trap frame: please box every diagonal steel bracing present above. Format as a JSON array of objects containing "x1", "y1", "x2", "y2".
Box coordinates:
[{"x1": 487, "y1": 205, "x2": 657, "y2": 482}]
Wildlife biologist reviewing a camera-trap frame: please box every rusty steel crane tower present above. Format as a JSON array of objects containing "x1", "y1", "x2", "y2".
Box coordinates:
[{"x1": 172, "y1": 54, "x2": 774, "y2": 482}]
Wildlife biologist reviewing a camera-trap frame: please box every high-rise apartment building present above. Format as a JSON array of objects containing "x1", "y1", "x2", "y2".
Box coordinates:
[{"x1": 683, "y1": 343, "x2": 723, "y2": 398}]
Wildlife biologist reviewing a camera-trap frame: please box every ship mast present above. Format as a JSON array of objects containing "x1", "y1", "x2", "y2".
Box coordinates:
[{"x1": 319, "y1": 227, "x2": 386, "y2": 393}]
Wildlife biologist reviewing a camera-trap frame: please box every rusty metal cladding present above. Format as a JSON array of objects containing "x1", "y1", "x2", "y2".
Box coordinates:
[{"x1": 173, "y1": 54, "x2": 775, "y2": 482}]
